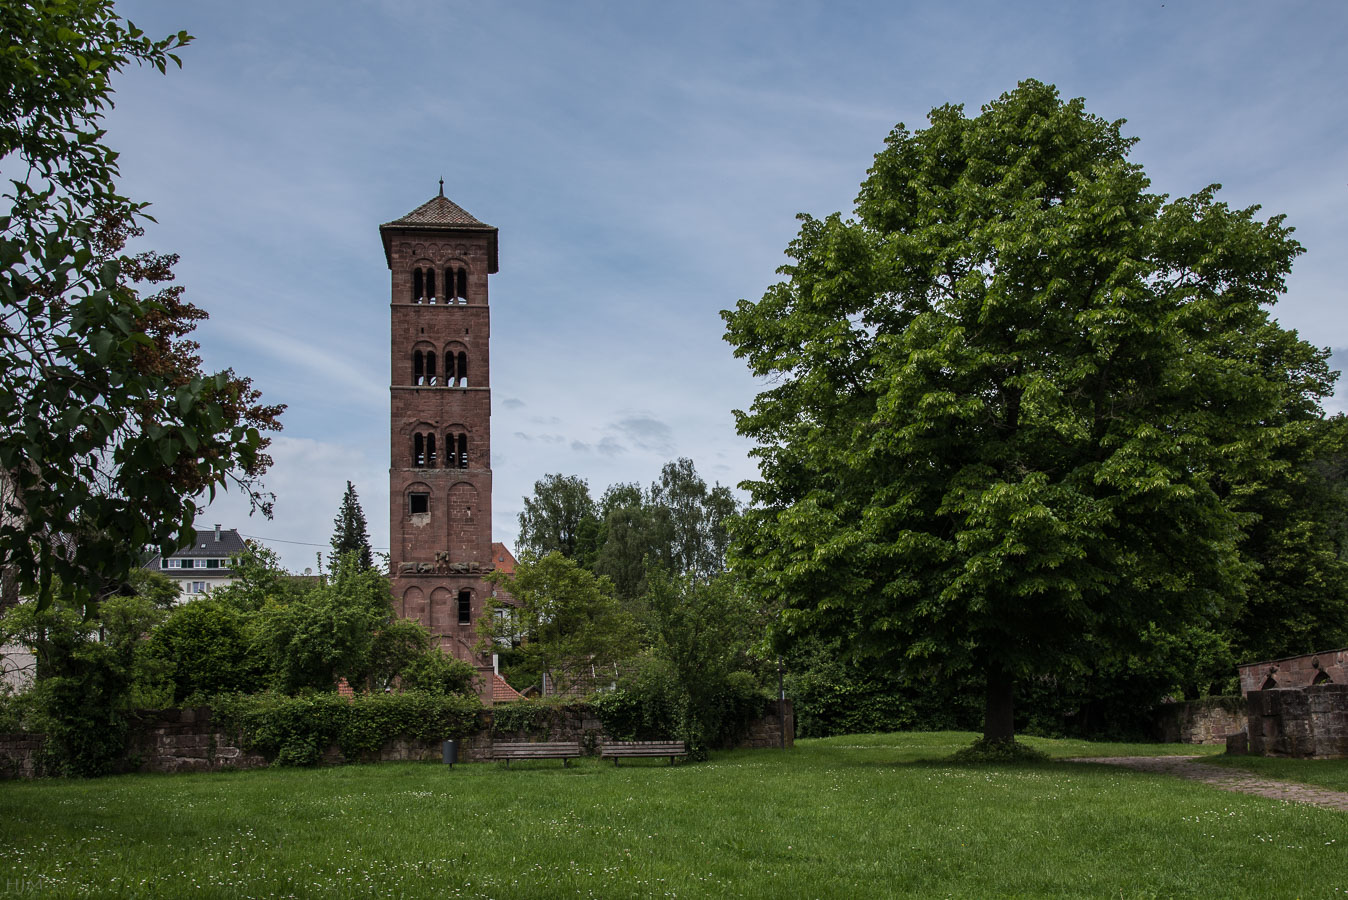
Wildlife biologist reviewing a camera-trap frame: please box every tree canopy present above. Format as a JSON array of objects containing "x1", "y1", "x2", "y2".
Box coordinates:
[
  {"x1": 331, "y1": 481, "x2": 373, "y2": 571},
  {"x1": 0, "y1": 0, "x2": 283, "y2": 610},
  {"x1": 722, "y1": 80, "x2": 1340, "y2": 744}
]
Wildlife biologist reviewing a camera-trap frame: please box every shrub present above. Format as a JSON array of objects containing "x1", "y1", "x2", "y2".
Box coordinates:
[
  {"x1": 141, "y1": 599, "x2": 264, "y2": 702},
  {"x1": 212, "y1": 690, "x2": 482, "y2": 767},
  {"x1": 398, "y1": 649, "x2": 477, "y2": 696}
]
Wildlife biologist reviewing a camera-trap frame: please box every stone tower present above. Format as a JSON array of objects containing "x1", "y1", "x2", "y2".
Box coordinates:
[{"x1": 382, "y1": 185, "x2": 498, "y2": 667}]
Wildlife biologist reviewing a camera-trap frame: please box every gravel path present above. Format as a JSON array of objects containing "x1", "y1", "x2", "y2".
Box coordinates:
[{"x1": 1065, "y1": 755, "x2": 1348, "y2": 813}]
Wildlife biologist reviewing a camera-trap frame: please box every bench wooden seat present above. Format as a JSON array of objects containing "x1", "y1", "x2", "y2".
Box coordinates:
[
  {"x1": 600, "y1": 740, "x2": 688, "y2": 765},
  {"x1": 490, "y1": 741, "x2": 584, "y2": 767}
]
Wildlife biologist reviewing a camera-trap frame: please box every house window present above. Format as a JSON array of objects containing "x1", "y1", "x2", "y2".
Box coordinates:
[
  {"x1": 160, "y1": 558, "x2": 169, "y2": 569},
  {"x1": 180, "y1": 558, "x2": 194, "y2": 569},
  {"x1": 409, "y1": 492, "x2": 429, "y2": 516},
  {"x1": 191, "y1": 581, "x2": 206, "y2": 594},
  {"x1": 457, "y1": 590, "x2": 472, "y2": 625},
  {"x1": 206, "y1": 559, "x2": 220, "y2": 569}
]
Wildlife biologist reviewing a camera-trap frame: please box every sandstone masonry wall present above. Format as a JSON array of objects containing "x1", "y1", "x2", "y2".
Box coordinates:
[
  {"x1": 1154, "y1": 699, "x2": 1247, "y2": 745},
  {"x1": 1238, "y1": 648, "x2": 1348, "y2": 695},
  {"x1": 1246, "y1": 684, "x2": 1348, "y2": 758},
  {"x1": 0, "y1": 700, "x2": 795, "y2": 778}
]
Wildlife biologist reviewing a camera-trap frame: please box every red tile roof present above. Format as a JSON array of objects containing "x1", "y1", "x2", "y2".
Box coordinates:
[
  {"x1": 491, "y1": 542, "x2": 517, "y2": 575},
  {"x1": 492, "y1": 672, "x2": 523, "y2": 703}
]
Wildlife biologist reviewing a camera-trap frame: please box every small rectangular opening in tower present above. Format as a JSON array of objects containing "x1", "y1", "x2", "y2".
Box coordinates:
[
  {"x1": 457, "y1": 590, "x2": 472, "y2": 625},
  {"x1": 409, "y1": 492, "x2": 429, "y2": 515}
]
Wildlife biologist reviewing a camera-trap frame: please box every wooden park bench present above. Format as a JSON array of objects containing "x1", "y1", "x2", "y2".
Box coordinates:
[
  {"x1": 600, "y1": 740, "x2": 688, "y2": 766},
  {"x1": 490, "y1": 741, "x2": 584, "y2": 768}
]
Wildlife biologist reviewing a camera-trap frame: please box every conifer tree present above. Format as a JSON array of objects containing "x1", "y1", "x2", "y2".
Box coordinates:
[{"x1": 331, "y1": 481, "x2": 373, "y2": 571}]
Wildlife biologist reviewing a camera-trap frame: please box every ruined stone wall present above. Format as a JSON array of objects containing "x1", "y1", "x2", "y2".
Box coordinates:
[
  {"x1": 1246, "y1": 684, "x2": 1348, "y2": 758},
  {"x1": 1237, "y1": 648, "x2": 1348, "y2": 695},
  {"x1": 0, "y1": 701, "x2": 794, "y2": 778},
  {"x1": 1154, "y1": 699, "x2": 1247, "y2": 745},
  {"x1": 0, "y1": 733, "x2": 43, "y2": 778}
]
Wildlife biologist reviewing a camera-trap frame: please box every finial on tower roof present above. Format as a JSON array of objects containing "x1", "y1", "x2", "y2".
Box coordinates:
[{"x1": 438, "y1": 178, "x2": 444, "y2": 197}]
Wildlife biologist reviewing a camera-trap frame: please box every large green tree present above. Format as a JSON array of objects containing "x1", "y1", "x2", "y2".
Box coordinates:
[
  {"x1": 722, "y1": 80, "x2": 1337, "y2": 745},
  {"x1": 480, "y1": 551, "x2": 638, "y2": 695},
  {"x1": 331, "y1": 481, "x2": 373, "y2": 571},
  {"x1": 516, "y1": 474, "x2": 601, "y2": 563},
  {"x1": 1, "y1": 0, "x2": 282, "y2": 611}
]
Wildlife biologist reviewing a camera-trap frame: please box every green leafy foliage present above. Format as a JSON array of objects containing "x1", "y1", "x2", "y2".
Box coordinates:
[
  {"x1": 330, "y1": 481, "x2": 373, "y2": 571},
  {"x1": 722, "y1": 79, "x2": 1341, "y2": 742},
  {"x1": 481, "y1": 551, "x2": 639, "y2": 695},
  {"x1": 253, "y1": 553, "x2": 393, "y2": 693},
  {"x1": 948, "y1": 738, "x2": 1048, "y2": 763},
  {"x1": 140, "y1": 598, "x2": 263, "y2": 703},
  {"x1": 1, "y1": 1, "x2": 283, "y2": 610},
  {"x1": 212, "y1": 690, "x2": 482, "y2": 767},
  {"x1": 397, "y1": 647, "x2": 477, "y2": 696},
  {"x1": 516, "y1": 474, "x2": 601, "y2": 563},
  {"x1": 642, "y1": 571, "x2": 769, "y2": 755},
  {"x1": 0, "y1": 590, "x2": 148, "y2": 775}
]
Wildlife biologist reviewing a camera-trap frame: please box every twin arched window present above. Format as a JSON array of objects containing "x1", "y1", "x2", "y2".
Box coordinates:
[
  {"x1": 413, "y1": 349, "x2": 437, "y2": 385},
  {"x1": 412, "y1": 349, "x2": 467, "y2": 386},
  {"x1": 411, "y1": 266, "x2": 469, "y2": 304},
  {"x1": 412, "y1": 431, "x2": 469, "y2": 469}
]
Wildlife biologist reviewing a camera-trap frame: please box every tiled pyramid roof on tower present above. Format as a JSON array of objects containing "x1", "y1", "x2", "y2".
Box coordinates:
[
  {"x1": 379, "y1": 184, "x2": 498, "y2": 271},
  {"x1": 385, "y1": 194, "x2": 489, "y2": 228}
]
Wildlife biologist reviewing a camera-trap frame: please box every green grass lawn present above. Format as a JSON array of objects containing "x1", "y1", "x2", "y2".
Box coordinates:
[
  {"x1": 1200, "y1": 754, "x2": 1348, "y2": 793},
  {"x1": 1, "y1": 732, "x2": 1344, "y2": 899}
]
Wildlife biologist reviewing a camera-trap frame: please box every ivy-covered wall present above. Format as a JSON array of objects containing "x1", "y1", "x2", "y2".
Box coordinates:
[{"x1": 0, "y1": 697, "x2": 794, "y2": 778}]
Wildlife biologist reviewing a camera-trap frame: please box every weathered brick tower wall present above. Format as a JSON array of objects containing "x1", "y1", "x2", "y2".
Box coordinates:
[{"x1": 381, "y1": 187, "x2": 499, "y2": 667}]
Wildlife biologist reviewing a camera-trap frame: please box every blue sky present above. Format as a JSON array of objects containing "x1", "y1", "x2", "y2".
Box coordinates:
[{"x1": 105, "y1": 0, "x2": 1348, "y2": 571}]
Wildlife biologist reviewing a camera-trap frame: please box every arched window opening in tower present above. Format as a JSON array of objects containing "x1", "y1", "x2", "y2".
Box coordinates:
[
  {"x1": 426, "y1": 432, "x2": 437, "y2": 468},
  {"x1": 457, "y1": 267, "x2": 468, "y2": 303},
  {"x1": 426, "y1": 351, "x2": 437, "y2": 386},
  {"x1": 426, "y1": 268, "x2": 436, "y2": 303},
  {"x1": 413, "y1": 433, "x2": 425, "y2": 468},
  {"x1": 456, "y1": 351, "x2": 468, "y2": 387},
  {"x1": 456, "y1": 432, "x2": 468, "y2": 469},
  {"x1": 457, "y1": 590, "x2": 472, "y2": 625},
  {"x1": 413, "y1": 350, "x2": 425, "y2": 385},
  {"x1": 412, "y1": 268, "x2": 424, "y2": 303}
]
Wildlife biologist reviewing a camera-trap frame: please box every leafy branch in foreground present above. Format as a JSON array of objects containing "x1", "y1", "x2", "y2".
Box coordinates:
[{"x1": 0, "y1": 1, "x2": 283, "y2": 608}]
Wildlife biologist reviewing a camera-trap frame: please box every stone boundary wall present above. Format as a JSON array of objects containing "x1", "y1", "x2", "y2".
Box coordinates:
[
  {"x1": 1245, "y1": 684, "x2": 1348, "y2": 758},
  {"x1": 1238, "y1": 648, "x2": 1348, "y2": 695},
  {"x1": 0, "y1": 733, "x2": 43, "y2": 778},
  {"x1": 0, "y1": 699, "x2": 795, "y2": 778},
  {"x1": 1154, "y1": 699, "x2": 1247, "y2": 745}
]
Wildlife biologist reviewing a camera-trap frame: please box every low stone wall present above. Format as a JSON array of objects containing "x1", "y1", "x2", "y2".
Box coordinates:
[
  {"x1": 0, "y1": 733, "x2": 43, "y2": 778},
  {"x1": 1154, "y1": 699, "x2": 1247, "y2": 745},
  {"x1": 738, "y1": 699, "x2": 794, "y2": 749},
  {"x1": 126, "y1": 707, "x2": 268, "y2": 774},
  {"x1": 1238, "y1": 648, "x2": 1348, "y2": 695},
  {"x1": 1, "y1": 699, "x2": 794, "y2": 778},
  {"x1": 1246, "y1": 684, "x2": 1348, "y2": 758}
]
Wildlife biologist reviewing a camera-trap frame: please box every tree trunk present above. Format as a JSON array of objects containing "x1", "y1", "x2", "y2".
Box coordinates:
[{"x1": 983, "y1": 663, "x2": 1015, "y2": 744}]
